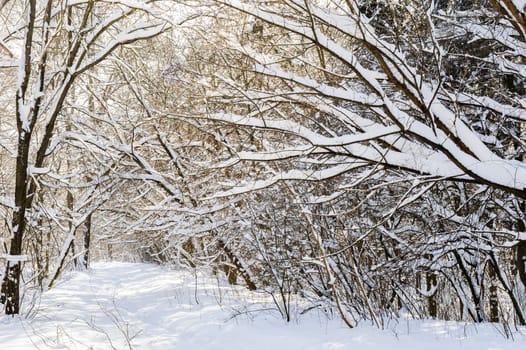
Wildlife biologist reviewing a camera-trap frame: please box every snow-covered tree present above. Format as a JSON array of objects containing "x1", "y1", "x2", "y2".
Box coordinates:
[
  {"x1": 0, "y1": 0, "x2": 167, "y2": 315},
  {"x1": 159, "y1": 0, "x2": 526, "y2": 325}
]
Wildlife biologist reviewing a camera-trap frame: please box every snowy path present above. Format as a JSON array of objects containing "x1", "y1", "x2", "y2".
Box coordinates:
[{"x1": 1, "y1": 262, "x2": 526, "y2": 349}]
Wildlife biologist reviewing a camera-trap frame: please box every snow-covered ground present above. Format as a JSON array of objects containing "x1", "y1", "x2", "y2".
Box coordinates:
[{"x1": 1, "y1": 262, "x2": 526, "y2": 349}]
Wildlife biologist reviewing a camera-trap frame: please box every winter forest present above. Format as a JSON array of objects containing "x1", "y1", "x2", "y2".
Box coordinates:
[{"x1": 1, "y1": 0, "x2": 526, "y2": 344}]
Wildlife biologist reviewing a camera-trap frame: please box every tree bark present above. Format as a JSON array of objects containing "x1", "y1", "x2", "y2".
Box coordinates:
[
  {"x1": 1, "y1": 133, "x2": 32, "y2": 314},
  {"x1": 516, "y1": 240, "x2": 526, "y2": 292},
  {"x1": 80, "y1": 214, "x2": 92, "y2": 269},
  {"x1": 218, "y1": 239, "x2": 257, "y2": 290},
  {"x1": 426, "y1": 271, "x2": 438, "y2": 318},
  {"x1": 488, "y1": 263, "x2": 499, "y2": 322}
]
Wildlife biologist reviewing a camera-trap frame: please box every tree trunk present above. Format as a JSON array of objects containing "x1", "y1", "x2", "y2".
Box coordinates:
[
  {"x1": 453, "y1": 251, "x2": 485, "y2": 322},
  {"x1": 1, "y1": 0, "x2": 48, "y2": 315},
  {"x1": 426, "y1": 271, "x2": 438, "y2": 318},
  {"x1": 1, "y1": 132, "x2": 32, "y2": 314},
  {"x1": 517, "y1": 240, "x2": 526, "y2": 291},
  {"x1": 79, "y1": 214, "x2": 92, "y2": 269},
  {"x1": 488, "y1": 263, "x2": 499, "y2": 322},
  {"x1": 218, "y1": 239, "x2": 257, "y2": 290},
  {"x1": 488, "y1": 252, "x2": 526, "y2": 325},
  {"x1": 515, "y1": 200, "x2": 526, "y2": 291}
]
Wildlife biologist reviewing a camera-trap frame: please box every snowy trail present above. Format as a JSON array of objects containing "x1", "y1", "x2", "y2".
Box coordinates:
[{"x1": 1, "y1": 262, "x2": 526, "y2": 349}]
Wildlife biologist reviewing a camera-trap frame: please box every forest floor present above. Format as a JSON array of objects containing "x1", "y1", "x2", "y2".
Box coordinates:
[{"x1": 1, "y1": 262, "x2": 526, "y2": 349}]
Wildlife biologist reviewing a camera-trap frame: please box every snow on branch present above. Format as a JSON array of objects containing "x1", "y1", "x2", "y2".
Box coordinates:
[
  {"x1": 212, "y1": 0, "x2": 526, "y2": 196},
  {"x1": 210, "y1": 161, "x2": 369, "y2": 198},
  {"x1": 76, "y1": 22, "x2": 169, "y2": 75}
]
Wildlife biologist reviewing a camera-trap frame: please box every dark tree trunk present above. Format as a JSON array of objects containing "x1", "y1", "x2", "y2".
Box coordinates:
[
  {"x1": 515, "y1": 200, "x2": 526, "y2": 291},
  {"x1": 1, "y1": 262, "x2": 21, "y2": 315},
  {"x1": 1, "y1": 133, "x2": 32, "y2": 315},
  {"x1": 517, "y1": 240, "x2": 526, "y2": 291},
  {"x1": 488, "y1": 252, "x2": 526, "y2": 325},
  {"x1": 426, "y1": 271, "x2": 438, "y2": 318},
  {"x1": 80, "y1": 214, "x2": 92, "y2": 269},
  {"x1": 1, "y1": 0, "x2": 50, "y2": 315},
  {"x1": 453, "y1": 251, "x2": 485, "y2": 322},
  {"x1": 47, "y1": 241, "x2": 74, "y2": 289},
  {"x1": 488, "y1": 263, "x2": 499, "y2": 322},
  {"x1": 218, "y1": 239, "x2": 257, "y2": 291}
]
